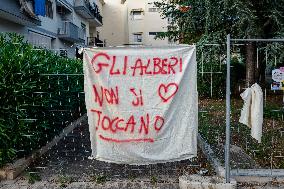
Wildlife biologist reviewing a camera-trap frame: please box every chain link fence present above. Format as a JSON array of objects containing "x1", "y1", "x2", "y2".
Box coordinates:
[{"x1": 0, "y1": 34, "x2": 214, "y2": 184}]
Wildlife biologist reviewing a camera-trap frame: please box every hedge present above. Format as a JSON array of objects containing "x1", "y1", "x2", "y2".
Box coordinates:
[
  {"x1": 0, "y1": 33, "x2": 246, "y2": 167},
  {"x1": 0, "y1": 33, "x2": 85, "y2": 167}
]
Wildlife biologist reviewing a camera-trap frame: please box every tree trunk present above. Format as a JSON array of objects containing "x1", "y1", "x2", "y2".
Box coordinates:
[
  {"x1": 245, "y1": 42, "x2": 257, "y2": 87},
  {"x1": 256, "y1": 47, "x2": 266, "y2": 88}
]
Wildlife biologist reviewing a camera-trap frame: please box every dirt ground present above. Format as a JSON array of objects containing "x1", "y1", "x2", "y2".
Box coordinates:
[{"x1": 199, "y1": 96, "x2": 284, "y2": 169}]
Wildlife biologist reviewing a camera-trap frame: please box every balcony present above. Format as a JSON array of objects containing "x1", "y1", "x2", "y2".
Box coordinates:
[
  {"x1": 74, "y1": 0, "x2": 103, "y2": 27},
  {"x1": 56, "y1": 0, "x2": 73, "y2": 15},
  {"x1": 58, "y1": 21, "x2": 85, "y2": 43},
  {"x1": 87, "y1": 37, "x2": 104, "y2": 47},
  {"x1": 0, "y1": 0, "x2": 41, "y2": 26}
]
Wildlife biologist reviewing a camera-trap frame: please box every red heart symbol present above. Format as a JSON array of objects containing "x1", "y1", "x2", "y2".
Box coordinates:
[{"x1": 158, "y1": 83, "x2": 179, "y2": 102}]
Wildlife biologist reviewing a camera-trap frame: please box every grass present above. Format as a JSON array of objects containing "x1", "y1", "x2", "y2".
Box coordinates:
[
  {"x1": 199, "y1": 96, "x2": 284, "y2": 169},
  {"x1": 150, "y1": 175, "x2": 158, "y2": 185},
  {"x1": 0, "y1": 33, "x2": 85, "y2": 167},
  {"x1": 90, "y1": 174, "x2": 108, "y2": 184},
  {"x1": 128, "y1": 174, "x2": 137, "y2": 182},
  {"x1": 57, "y1": 175, "x2": 74, "y2": 188},
  {"x1": 95, "y1": 175, "x2": 107, "y2": 184},
  {"x1": 26, "y1": 172, "x2": 41, "y2": 184}
]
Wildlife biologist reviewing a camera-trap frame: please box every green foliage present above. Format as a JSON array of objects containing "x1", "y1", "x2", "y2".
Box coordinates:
[
  {"x1": 150, "y1": 175, "x2": 158, "y2": 185},
  {"x1": 0, "y1": 33, "x2": 85, "y2": 167},
  {"x1": 154, "y1": 0, "x2": 284, "y2": 43},
  {"x1": 154, "y1": 0, "x2": 284, "y2": 96},
  {"x1": 199, "y1": 99, "x2": 284, "y2": 169},
  {"x1": 197, "y1": 45, "x2": 226, "y2": 98},
  {"x1": 57, "y1": 175, "x2": 74, "y2": 188},
  {"x1": 27, "y1": 172, "x2": 41, "y2": 184},
  {"x1": 128, "y1": 174, "x2": 136, "y2": 182},
  {"x1": 93, "y1": 174, "x2": 107, "y2": 184},
  {"x1": 197, "y1": 46, "x2": 245, "y2": 98}
]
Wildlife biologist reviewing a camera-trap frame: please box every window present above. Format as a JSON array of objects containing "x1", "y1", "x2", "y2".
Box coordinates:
[
  {"x1": 81, "y1": 22, "x2": 86, "y2": 38},
  {"x1": 133, "y1": 33, "x2": 142, "y2": 43},
  {"x1": 81, "y1": 22, "x2": 86, "y2": 29},
  {"x1": 45, "y1": 0, "x2": 53, "y2": 19},
  {"x1": 149, "y1": 32, "x2": 162, "y2": 36},
  {"x1": 81, "y1": 22, "x2": 86, "y2": 33},
  {"x1": 148, "y1": 8, "x2": 161, "y2": 12},
  {"x1": 96, "y1": 31, "x2": 100, "y2": 39},
  {"x1": 131, "y1": 11, "x2": 143, "y2": 20},
  {"x1": 149, "y1": 32, "x2": 156, "y2": 35},
  {"x1": 28, "y1": 31, "x2": 52, "y2": 49},
  {"x1": 59, "y1": 49, "x2": 68, "y2": 57}
]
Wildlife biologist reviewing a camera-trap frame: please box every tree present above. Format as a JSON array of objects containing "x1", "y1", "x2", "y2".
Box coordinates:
[{"x1": 154, "y1": 0, "x2": 284, "y2": 86}]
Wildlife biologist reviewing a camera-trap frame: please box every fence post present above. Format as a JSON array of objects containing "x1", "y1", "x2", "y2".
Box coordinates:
[{"x1": 225, "y1": 34, "x2": 231, "y2": 183}]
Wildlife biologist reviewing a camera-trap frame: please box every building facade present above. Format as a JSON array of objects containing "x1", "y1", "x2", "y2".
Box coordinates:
[
  {"x1": 0, "y1": 0, "x2": 104, "y2": 57},
  {"x1": 0, "y1": 0, "x2": 172, "y2": 57},
  {"x1": 101, "y1": 0, "x2": 170, "y2": 46}
]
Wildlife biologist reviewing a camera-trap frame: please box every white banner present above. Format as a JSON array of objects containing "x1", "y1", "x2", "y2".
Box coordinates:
[{"x1": 83, "y1": 46, "x2": 198, "y2": 164}]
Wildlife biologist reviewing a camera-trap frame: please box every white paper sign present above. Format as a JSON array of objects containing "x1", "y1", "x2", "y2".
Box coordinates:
[
  {"x1": 83, "y1": 46, "x2": 198, "y2": 164},
  {"x1": 272, "y1": 69, "x2": 284, "y2": 82}
]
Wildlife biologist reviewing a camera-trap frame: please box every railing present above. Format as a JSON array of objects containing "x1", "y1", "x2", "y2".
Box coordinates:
[
  {"x1": 0, "y1": 0, "x2": 41, "y2": 26},
  {"x1": 74, "y1": 0, "x2": 103, "y2": 25},
  {"x1": 197, "y1": 41, "x2": 284, "y2": 182},
  {"x1": 58, "y1": 21, "x2": 85, "y2": 42},
  {"x1": 89, "y1": 3, "x2": 103, "y2": 24},
  {"x1": 87, "y1": 37, "x2": 104, "y2": 47},
  {"x1": 78, "y1": 28, "x2": 86, "y2": 40}
]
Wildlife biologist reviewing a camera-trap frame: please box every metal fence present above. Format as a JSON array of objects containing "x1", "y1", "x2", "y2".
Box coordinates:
[
  {"x1": 5, "y1": 45, "x2": 213, "y2": 183},
  {"x1": 197, "y1": 37, "x2": 284, "y2": 183},
  {"x1": 3, "y1": 39, "x2": 283, "y2": 183},
  {"x1": 226, "y1": 36, "x2": 284, "y2": 182}
]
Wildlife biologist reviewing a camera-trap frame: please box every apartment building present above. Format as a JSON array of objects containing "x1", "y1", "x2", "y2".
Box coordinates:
[
  {"x1": 0, "y1": 0, "x2": 104, "y2": 57},
  {"x1": 101, "y1": 0, "x2": 170, "y2": 46}
]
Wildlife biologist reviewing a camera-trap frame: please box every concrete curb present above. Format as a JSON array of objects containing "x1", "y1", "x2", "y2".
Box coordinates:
[
  {"x1": 0, "y1": 114, "x2": 87, "y2": 180},
  {"x1": 0, "y1": 180, "x2": 179, "y2": 189},
  {"x1": 233, "y1": 175, "x2": 284, "y2": 183},
  {"x1": 197, "y1": 134, "x2": 284, "y2": 182},
  {"x1": 179, "y1": 175, "x2": 237, "y2": 189},
  {"x1": 197, "y1": 134, "x2": 225, "y2": 177},
  {"x1": 231, "y1": 169, "x2": 284, "y2": 177}
]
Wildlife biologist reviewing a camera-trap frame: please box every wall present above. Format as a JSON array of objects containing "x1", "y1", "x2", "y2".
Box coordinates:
[
  {"x1": 0, "y1": 0, "x2": 97, "y2": 57},
  {"x1": 35, "y1": 0, "x2": 88, "y2": 56},
  {"x1": 125, "y1": 0, "x2": 169, "y2": 46},
  {"x1": 101, "y1": 0, "x2": 128, "y2": 46},
  {"x1": 0, "y1": 18, "x2": 27, "y2": 34},
  {"x1": 143, "y1": 0, "x2": 168, "y2": 46},
  {"x1": 125, "y1": 0, "x2": 145, "y2": 45},
  {"x1": 101, "y1": 0, "x2": 168, "y2": 46},
  {"x1": 92, "y1": 0, "x2": 102, "y2": 40}
]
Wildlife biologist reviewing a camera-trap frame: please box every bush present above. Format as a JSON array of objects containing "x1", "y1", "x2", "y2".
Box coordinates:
[
  {"x1": 0, "y1": 33, "x2": 85, "y2": 167},
  {"x1": 197, "y1": 48, "x2": 245, "y2": 98}
]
